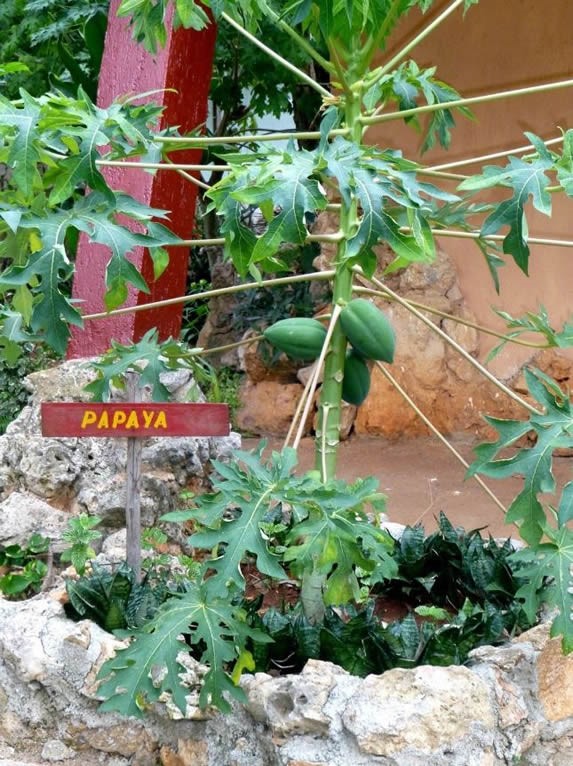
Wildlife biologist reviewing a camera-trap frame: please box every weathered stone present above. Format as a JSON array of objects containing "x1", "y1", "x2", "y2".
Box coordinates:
[
  {"x1": 0, "y1": 491, "x2": 70, "y2": 546},
  {"x1": 236, "y1": 380, "x2": 311, "y2": 436},
  {"x1": 41, "y1": 739, "x2": 77, "y2": 761},
  {"x1": 342, "y1": 666, "x2": 495, "y2": 758},
  {"x1": 244, "y1": 660, "x2": 344, "y2": 737},
  {"x1": 537, "y1": 632, "x2": 573, "y2": 721}
]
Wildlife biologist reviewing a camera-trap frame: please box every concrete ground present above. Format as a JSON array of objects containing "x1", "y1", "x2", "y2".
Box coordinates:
[{"x1": 244, "y1": 434, "x2": 573, "y2": 540}]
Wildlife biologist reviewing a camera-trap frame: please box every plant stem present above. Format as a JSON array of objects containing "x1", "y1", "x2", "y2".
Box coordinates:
[
  {"x1": 359, "y1": 269, "x2": 543, "y2": 417},
  {"x1": 221, "y1": 12, "x2": 331, "y2": 99},
  {"x1": 293, "y1": 304, "x2": 342, "y2": 461},
  {"x1": 96, "y1": 160, "x2": 230, "y2": 172},
  {"x1": 368, "y1": 0, "x2": 466, "y2": 86},
  {"x1": 81, "y1": 270, "x2": 335, "y2": 321},
  {"x1": 374, "y1": 362, "x2": 508, "y2": 517},
  {"x1": 197, "y1": 334, "x2": 264, "y2": 357},
  {"x1": 315, "y1": 94, "x2": 363, "y2": 480},
  {"x1": 284, "y1": 363, "x2": 318, "y2": 449},
  {"x1": 361, "y1": 77, "x2": 573, "y2": 128},
  {"x1": 359, "y1": 0, "x2": 403, "y2": 71}
]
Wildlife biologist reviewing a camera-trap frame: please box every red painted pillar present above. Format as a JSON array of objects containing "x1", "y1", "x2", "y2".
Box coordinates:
[{"x1": 67, "y1": 2, "x2": 216, "y2": 359}]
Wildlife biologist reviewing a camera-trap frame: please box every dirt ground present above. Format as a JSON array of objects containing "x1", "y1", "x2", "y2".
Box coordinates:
[{"x1": 244, "y1": 434, "x2": 573, "y2": 540}]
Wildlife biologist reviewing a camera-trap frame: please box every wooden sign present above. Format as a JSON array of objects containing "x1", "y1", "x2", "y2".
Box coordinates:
[{"x1": 41, "y1": 402, "x2": 230, "y2": 438}]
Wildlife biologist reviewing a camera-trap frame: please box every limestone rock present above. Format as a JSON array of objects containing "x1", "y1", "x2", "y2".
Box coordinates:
[
  {"x1": 536, "y1": 630, "x2": 573, "y2": 721},
  {"x1": 342, "y1": 666, "x2": 495, "y2": 760},
  {"x1": 0, "y1": 491, "x2": 70, "y2": 546},
  {"x1": 243, "y1": 660, "x2": 347, "y2": 737}
]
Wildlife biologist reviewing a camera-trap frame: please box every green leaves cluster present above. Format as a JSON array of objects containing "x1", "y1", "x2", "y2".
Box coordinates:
[
  {"x1": 468, "y1": 368, "x2": 573, "y2": 651},
  {"x1": 208, "y1": 128, "x2": 458, "y2": 279},
  {"x1": 460, "y1": 131, "x2": 573, "y2": 277},
  {"x1": 0, "y1": 532, "x2": 49, "y2": 598},
  {"x1": 0, "y1": 88, "x2": 180, "y2": 354},
  {"x1": 98, "y1": 582, "x2": 270, "y2": 715}
]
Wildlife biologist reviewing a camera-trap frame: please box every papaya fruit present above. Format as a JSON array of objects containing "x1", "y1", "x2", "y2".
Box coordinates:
[
  {"x1": 340, "y1": 299, "x2": 395, "y2": 362},
  {"x1": 342, "y1": 350, "x2": 371, "y2": 406},
  {"x1": 263, "y1": 317, "x2": 327, "y2": 361}
]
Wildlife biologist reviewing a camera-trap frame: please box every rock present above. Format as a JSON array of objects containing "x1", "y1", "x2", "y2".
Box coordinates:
[
  {"x1": 236, "y1": 380, "x2": 312, "y2": 436},
  {"x1": 536, "y1": 631, "x2": 573, "y2": 721},
  {"x1": 41, "y1": 739, "x2": 77, "y2": 761},
  {"x1": 244, "y1": 660, "x2": 346, "y2": 737},
  {"x1": 0, "y1": 492, "x2": 70, "y2": 546},
  {"x1": 342, "y1": 666, "x2": 495, "y2": 760}
]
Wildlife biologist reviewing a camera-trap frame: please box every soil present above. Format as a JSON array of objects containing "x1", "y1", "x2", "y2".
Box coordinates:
[{"x1": 243, "y1": 433, "x2": 573, "y2": 539}]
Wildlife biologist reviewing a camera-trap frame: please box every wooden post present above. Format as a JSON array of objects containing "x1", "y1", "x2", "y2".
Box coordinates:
[
  {"x1": 125, "y1": 374, "x2": 143, "y2": 581},
  {"x1": 67, "y1": 1, "x2": 217, "y2": 359}
]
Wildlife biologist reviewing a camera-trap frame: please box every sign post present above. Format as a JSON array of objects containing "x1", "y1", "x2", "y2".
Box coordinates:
[{"x1": 42, "y1": 400, "x2": 229, "y2": 581}]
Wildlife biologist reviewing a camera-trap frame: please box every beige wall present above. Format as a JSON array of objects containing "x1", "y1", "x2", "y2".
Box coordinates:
[{"x1": 368, "y1": 0, "x2": 573, "y2": 379}]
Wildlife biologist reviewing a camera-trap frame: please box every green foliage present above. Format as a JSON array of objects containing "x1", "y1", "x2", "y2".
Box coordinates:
[
  {"x1": 487, "y1": 306, "x2": 573, "y2": 361},
  {"x1": 60, "y1": 514, "x2": 102, "y2": 575},
  {"x1": 0, "y1": 0, "x2": 108, "y2": 99},
  {"x1": 363, "y1": 60, "x2": 472, "y2": 152},
  {"x1": 0, "y1": 343, "x2": 58, "y2": 434},
  {"x1": 97, "y1": 581, "x2": 271, "y2": 715},
  {"x1": 459, "y1": 132, "x2": 573, "y2": 276},
  {"x1": 0, "y1": 88, "x2": 180, "y2": 355},
  {"x1": 0, "y1": 533, "x2": 50, "y2": 598},
  {"x1": 163, "y1": 445, "x2": 394, "y2": 614},
  {"x1": 84, "y1": 329, "x2": 202, "y2": 402},
  {"x1": 468, "y1": 368, "x2": 573, "y2": 651}
]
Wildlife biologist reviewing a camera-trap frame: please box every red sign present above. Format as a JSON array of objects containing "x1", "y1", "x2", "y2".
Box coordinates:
[{"x1": 41, "y1": 402, "x2": 230, "y2": 438}]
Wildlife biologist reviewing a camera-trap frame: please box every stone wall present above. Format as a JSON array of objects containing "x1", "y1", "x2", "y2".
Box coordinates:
[{"x1": 1, "y1": 594, "x2": 572, "y2": 766}]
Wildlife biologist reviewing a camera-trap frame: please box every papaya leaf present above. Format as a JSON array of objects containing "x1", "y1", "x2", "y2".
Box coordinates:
[
  {"x1": 459, "y1": 137, "x2": 554, "y2": 275},
  {"x1": 84, "y1": 329, "x2": 193, "y2": 402},
  {"x1": 468, "y1": 368, "x2": 573, "y2": 544},
  {"x1": 511, "y1": 526, "x2": 573, "y2": 653},
  {"x1": 98, "y1": 584, "x2": 268, "y2": 716}
]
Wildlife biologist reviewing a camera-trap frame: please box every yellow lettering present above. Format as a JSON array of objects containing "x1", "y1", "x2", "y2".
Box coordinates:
[
  {"x1": 112, "y1": 411, "x2": 127, "y2": 429},
  {"x1": 125, "y1": 411, "x2": 140, "y2": 429},
  {"x1": 154, "y1": 411, "x2": 167, "y2": 429},
  {"x1": 81, "y1": 410, "x2": 97, "y2": 429},
  {"x1": 142, "y1": 410, "x2": 155, "y2": 428},
  {"x1": 97, "y1": 412, "x2": 109, "y2": 429}
]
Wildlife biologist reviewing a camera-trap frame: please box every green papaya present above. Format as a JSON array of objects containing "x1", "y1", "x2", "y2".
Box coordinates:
[
  {"x1": 263, "y1": 317, "x2": 327, "y2": 361},
  {"x1": 340, "y1": 299, "x2": 395, "y2": 362},
  {"x1": 342, "y1": 350, "x2": 371, "y2": 406}
]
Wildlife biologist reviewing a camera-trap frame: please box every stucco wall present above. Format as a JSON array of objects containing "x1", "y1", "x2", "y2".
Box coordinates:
[{"x1": 369, "y1": 0, "x2": 573, "y2": 380}]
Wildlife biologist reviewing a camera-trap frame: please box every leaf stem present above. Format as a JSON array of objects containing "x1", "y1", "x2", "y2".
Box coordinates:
[
  {"x1": 96, "y1": 160, "x2": 230, "y2": 172},
  {"x1": 358, "y1": 268, "x2": 543, "y2": 416},
  {"x1": 428, "y1": 136, "x2": 564, "y2": 172},
  {"x1": 361, "y1": 78, "x2": 573, "y2": 128},
  {"x1": 374, "y1": 361, "x2": 509, "y2": 517},
  {"x1": 221, "y1": 12, "x2": 331, "y2": 99},
  {"x1": 81, "y1": 270, "x2": 336, "y2": 321},
  {"x1": 427, "y1": 228, "x2": 573, "y2": 250},
  {"x1": 255, "y1": 1, "x2": 334, "y2": 74},
  {"x1": 155, "y1": 128, "x2": 349, "y2": 147}
]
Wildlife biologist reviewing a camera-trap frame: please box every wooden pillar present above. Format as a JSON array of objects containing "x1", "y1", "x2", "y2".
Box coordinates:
[{"x1": 67, "y1": 2, "x2": 217, "y2": 359}]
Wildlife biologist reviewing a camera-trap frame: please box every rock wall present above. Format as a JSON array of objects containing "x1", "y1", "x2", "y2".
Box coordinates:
[
  {"x1": 0, "y1": 360, "x2": 240, "y2": 546},
  {"x1": 1, "y1": 594, "x2": 573, "y2": 766},
  {"x1": 234, "y1": 237, "x2": 573, "y2": 440}
]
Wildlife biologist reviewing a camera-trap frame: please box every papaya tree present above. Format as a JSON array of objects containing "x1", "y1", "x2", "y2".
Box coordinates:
[{"x1": 3, "y1": 0, "x2": 573, "y2": 712}]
